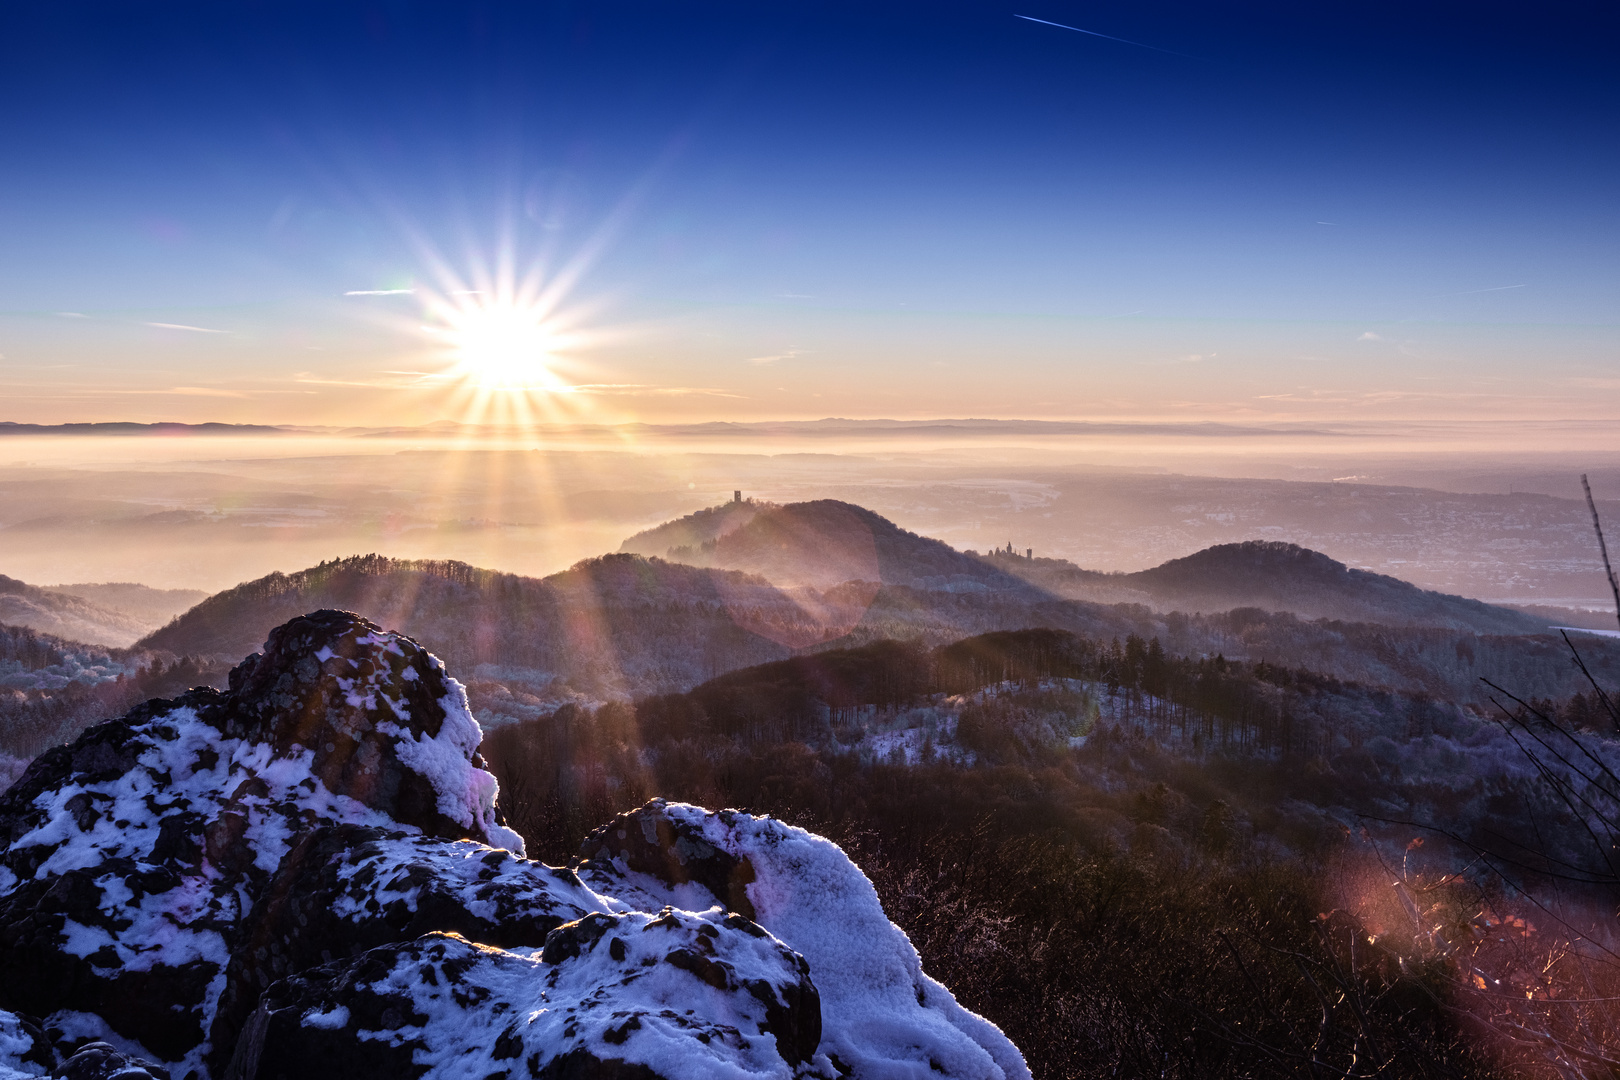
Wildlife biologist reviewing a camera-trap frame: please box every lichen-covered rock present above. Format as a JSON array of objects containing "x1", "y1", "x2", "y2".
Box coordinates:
[
  {"x1": 229, "y1": 912, "x2": 822, "y2": 1080},
  {"x1": 0, "y1": 611, "x2": 522, "y2": 1066}
]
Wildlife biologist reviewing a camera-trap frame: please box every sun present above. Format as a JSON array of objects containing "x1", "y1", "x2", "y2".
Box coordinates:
[{"x1": 439, "y1": 299, "x2": 566, "y2": 391}]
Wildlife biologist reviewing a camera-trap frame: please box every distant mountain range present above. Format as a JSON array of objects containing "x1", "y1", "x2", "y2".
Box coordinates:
[
  {"x1": 0, "y1": 421, "x2": 285, "y2": 436},
  {"x1": 978, "y1": 541, "x2": 1546, "y2": 635},
  {"x1": 47, "y1": 581, "x2": 207, "y2": 628},
  {"x1": 624, "y1": 500, "x2": 1546, "y2": 635},
  {"x1": 136, "y1": 554, "x2": 821, "y2": 696},
  {"x1": 103, "y1": 500, "x2": 1618, "y2": 710}
]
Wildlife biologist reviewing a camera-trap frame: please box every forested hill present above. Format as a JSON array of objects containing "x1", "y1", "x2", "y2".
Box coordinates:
[
  {"x1": 124, "y1": 551, "x2": 1616, "y2": 711},
  {"x1": 983, "y1": 540, "x2": 1545, "y2": 634},
  {"x1": 625, "y1": 500, "x2": 1545, "y2": 635},
  {"x1": 477, "y1": 625, "x2": 1620, "y2": 1074},
  {"x1": 618, "y1": 498, "x2": 765, "y2": 557},
  {"x1": 620, "y1": 499, "x2": 1037, "y2": 592},
  {"x1": 0, "y1": 574, "x2": 154, "y2": 647},
  {"x1": 46, "y1": 582, "x2": 206, "y2": 628},
  {"x1": 112, "y1": 501, "x2": 1609, "y2": 709},
  {"x1": 136, "y1": 554, "x2": 805, "y2": 693}
]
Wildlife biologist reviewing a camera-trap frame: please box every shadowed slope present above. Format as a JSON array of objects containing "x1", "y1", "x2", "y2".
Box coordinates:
[
  {"x1": 124, "y1": 508, "x2": 1596, "y2": 707},
  {"x1": 47, "y1": 581, "x2": 207, "y2": 628},
  {"x1": 626, "y1": 499, "x2": 1036, "y2": 593},
  {"x1": 986, "y1": 541, "x2": 1545, "y2": 635},
  {"x1": 136, "y1": 554, "x2": 813, "y2": 694},
  {"x1": 619, "y1": 498, "x2": 766, "y2": 557}
]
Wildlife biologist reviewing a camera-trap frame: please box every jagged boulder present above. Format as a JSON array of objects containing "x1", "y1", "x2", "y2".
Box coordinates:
[
  {"x1": 0, "y1": 611, "x2": 1028, "y2": 1080},
  {"x1": 579, "y1": 801, "x2": 1029, "y2": 1079},
  {"x1": 0, "y1": 611, "x2": 522, "y2": 1067},
  {"x1": 227, "y1": 911, "x2": 822, "y2": 1080},
  {"x1": 207, "y1": 824, "x2": 605, "y2": 1067},
  {"x1": 49, "y1": 1042, "x2": 169, "y2": 1080}
]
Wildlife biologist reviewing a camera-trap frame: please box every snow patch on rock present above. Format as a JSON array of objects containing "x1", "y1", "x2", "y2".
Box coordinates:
[
  {"x1": 0, "y1": 1012, "x2": 47, "y2": 1080},
  {"x1": 581, "y1": 801, "x2": 1030, "y2": 1079},
  {"x1": 380, "y1": 679, "x2": 523, "y2": 855}
]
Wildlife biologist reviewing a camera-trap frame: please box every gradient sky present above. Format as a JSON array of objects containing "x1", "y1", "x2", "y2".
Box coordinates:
[{"x1": 1, "y1": 1, "x2": 1616, "y2": 426}]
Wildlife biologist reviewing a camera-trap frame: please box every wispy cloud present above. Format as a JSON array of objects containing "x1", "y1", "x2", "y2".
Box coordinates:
[
  {"x1": 746, "y1": 349, "x2": 804, "y2": 366},
  {"x1": 146, "y1": 322, "x2": 229, "y2": 334},
  {"x1": 569, "y1": 383, "x2": 743, "y2": 398},
  {"x1": 1255, "y1": 390, "x2": 1420, "y2": 404},
  {"x1": 343, "y1": 289, "x2": 415, "y2": 296},
  {"x1": 289, "y1": 371, "x2": 742, "y2": 398},
  {"x1": 1357, "y1": 331, "x2": 1382, "y2": 341},
  {"x1": 1251, "y1": 388, "x2": 1544, "y2": 406},
  {"x1": 56, "y1": 311, "x2": 89, "y2": 319},
  {"x1": 293, "y1": 371, "x2": 445, "y2": 389},
  {"x1": 110, "y1": 386, "x2": 248, "y2": 397}
]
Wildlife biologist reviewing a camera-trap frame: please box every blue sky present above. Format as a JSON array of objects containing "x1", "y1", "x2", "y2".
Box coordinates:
[{"x1": 1, "y1": 1, "x2": 1616, "y2": 424}]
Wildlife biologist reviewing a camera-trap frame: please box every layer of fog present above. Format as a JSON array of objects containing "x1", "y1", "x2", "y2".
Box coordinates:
[{"x1": 0, "y1": 428, "x2": 1616, "y2": 610}]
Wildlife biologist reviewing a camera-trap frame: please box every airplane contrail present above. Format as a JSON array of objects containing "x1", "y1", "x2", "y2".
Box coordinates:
[
  {"x1": 1013, "y1": 14, "x2": 1188, "y2": 57},
  {"x1": 1430, "y1": 283, "x2": 1529, "y2": 298}
]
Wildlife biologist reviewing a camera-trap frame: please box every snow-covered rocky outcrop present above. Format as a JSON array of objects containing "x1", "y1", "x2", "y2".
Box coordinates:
[{"x1": 0, "y1": 611, "x2": 1027, "y2": 1080}]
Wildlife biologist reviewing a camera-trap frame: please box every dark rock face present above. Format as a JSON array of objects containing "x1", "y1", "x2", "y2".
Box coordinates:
[
  {"x1": 0, "y1": 612, "x2": 1029, "y2": 1080},
  {"x1": 216, "y1": 610, "x2": 502, "y2": 841},
  {"x1": 207, "y1": 824, "x2": 602, "y2": 1069},
  {"x1": 579, "y1": 802, "x2": 759, "y2": 921},
  {"x1": 0, "y1": 611, "x2": 521, "y2": 1067},
  {"x1": 50, "y1": 1041, "x2": 169, "y2": 1080}
]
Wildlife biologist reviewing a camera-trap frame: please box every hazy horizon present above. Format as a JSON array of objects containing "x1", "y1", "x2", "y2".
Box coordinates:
[{"x1": 2, "y1": 428, "x2": 1616, "y2": 611}]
